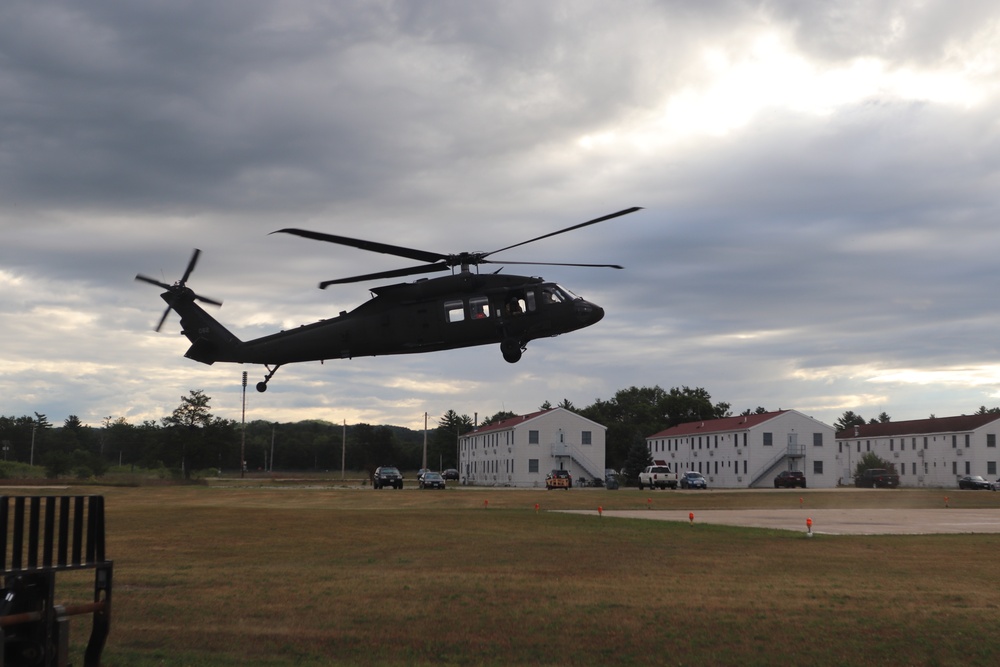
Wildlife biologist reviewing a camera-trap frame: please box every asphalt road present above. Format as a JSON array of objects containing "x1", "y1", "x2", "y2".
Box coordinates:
[{"x1": 568, "y1": 508, "x2": 1000, "y2": 535}]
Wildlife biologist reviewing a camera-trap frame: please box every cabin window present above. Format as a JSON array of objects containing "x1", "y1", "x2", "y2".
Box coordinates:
[
  {"x1": 444, "y1": 300, "x2": 465, "y2": 323},
  {"x1": 469, "y1": 296, "x2": 490, "y2": 319}
]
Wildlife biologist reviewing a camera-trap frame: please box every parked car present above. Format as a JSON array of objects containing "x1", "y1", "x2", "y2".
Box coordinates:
[
  {"x1": 442, "y1": 468, "x2": 460, "y2": 480},
  {"x1": 419, "y1": 471, "x2": 446, "y2": 489},
  {"x1": 372, "y1": 466, "x2": 403, "y2": 489},
  {"x1": 680, "y1": 471, "x2": 707, "y2": 489},
  {"x1": 958, "y1": 475, "x2": 993, "y2": 490},
  {"x1": 774, "y1": 470, "x2": 807, "y2": 489},
  {"x1": 854, "y1": 468, "x2": 900, "y2": 488}
]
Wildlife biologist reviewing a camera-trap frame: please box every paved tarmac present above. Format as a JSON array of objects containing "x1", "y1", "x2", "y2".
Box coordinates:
[{"x1": 567, "y1": 508, "x2": 1000, "y2": 535}]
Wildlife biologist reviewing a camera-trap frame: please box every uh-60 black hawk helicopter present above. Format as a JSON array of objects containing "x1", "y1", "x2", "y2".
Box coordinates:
[{"x1": 136, "y1": 206, "x2": 641, "y2": 392}]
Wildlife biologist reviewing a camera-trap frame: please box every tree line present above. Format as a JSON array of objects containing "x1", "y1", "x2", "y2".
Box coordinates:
[
  {"x1": 7, "y1": 388, "x2": 997, "y2": 480},
  {"x1": 1, "y1": 386, "x2": 733, "y2": 479}
]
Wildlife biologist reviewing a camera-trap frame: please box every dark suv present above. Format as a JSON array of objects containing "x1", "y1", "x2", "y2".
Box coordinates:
[
  {"x1": 774, "y1": 470, "x2": 807, "y2": 488},
  {"x1": 373, "y1": 466, "x2": 403, "y2": 489}
]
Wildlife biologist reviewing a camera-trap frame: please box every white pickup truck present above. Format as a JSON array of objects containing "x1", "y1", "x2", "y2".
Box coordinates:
[{"x1": 638, "y1": 465, "x2": 678, "y2": 490}]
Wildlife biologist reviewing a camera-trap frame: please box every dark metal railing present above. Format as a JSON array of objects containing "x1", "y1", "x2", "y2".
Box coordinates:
[{"x1": 0, "y1": 495, "x2": 113, "y2": 667}]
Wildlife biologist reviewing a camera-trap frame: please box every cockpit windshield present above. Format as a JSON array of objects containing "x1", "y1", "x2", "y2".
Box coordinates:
[{"x1": 539, "y1": 284, "x2": 578, "y2": 304}]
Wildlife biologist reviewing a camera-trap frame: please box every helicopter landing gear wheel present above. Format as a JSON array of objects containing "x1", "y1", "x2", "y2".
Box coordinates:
[
  {"x1": 501, "y1": 339, "x2": 523, "y2": 363},
  {"x1": 256, "y1": 364, "x2": 282, "y2": 392}
]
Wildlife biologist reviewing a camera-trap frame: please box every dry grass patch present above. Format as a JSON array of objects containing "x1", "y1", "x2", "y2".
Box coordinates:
[{"x1": 39, "y1": 485, "x2": 1000, "y2": 666}]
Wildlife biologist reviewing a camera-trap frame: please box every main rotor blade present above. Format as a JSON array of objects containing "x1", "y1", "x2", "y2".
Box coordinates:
[
  {"x1": 273, "y1": 228, "x2": 447, "y2": 264},
  {"x1": 485, "y1": 207, "x2": 642, "y2": 257},
  {"x1": 483, "y1": 260, "x2": 625, "y2": 269},
  {"x1": 319, "y1": 262, "x2": 450, "y2": 289}
]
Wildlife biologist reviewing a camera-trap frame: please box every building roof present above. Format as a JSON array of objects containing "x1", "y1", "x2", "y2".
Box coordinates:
[
  {"x1": 463, "y1": 407, "x2": 604, "y2": 437},
  {"x1": 835, "y1": 414, "x2": 1000, "y2": 439},
  {"x1": 647, "y1": 410, "x2": 790, "y2": 439}
]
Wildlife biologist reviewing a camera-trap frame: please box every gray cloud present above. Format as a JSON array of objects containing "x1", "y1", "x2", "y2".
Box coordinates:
[{"x1": 3, "y1": 0, "x2": 999, "y2": 431}]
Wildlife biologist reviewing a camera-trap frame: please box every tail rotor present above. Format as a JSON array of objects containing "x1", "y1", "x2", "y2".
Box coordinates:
[{"x1": 135, "y1": 249, "x2": 223, "y2": 332}]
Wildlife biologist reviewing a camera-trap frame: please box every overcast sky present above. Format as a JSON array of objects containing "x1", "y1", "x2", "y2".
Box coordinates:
[{"x1": 3, "y1": 1, "x2": 1000, "y2": 432}]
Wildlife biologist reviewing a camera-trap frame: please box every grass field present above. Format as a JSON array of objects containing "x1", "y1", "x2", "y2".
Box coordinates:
[{"x1": 23, "y1": 482, "x2": 1000, "y2": 666}]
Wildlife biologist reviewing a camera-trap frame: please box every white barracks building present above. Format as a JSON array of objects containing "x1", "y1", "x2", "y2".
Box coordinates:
[
  {"x1": 835, "y1": 414, "x2": 1000, "y2": 487},
  {"x1": 646, "y1": 410, "x2": 837, "y2": 488},
  {"x1": 458, "y1": 407, "x2": 607, "y2": 487}
]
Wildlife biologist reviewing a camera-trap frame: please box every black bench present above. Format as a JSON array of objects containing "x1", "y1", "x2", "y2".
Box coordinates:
[{"x1": 0, "y1": 496, "x2": 113, "y2": 667}]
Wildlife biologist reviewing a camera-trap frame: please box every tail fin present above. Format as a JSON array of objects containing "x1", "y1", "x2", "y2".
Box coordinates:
[{"x1": 169, "y1": 293, "x2": 243, "y2": 364}]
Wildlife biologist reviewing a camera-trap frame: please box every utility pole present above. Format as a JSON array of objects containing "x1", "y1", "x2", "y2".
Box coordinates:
[
  {"x1": 341, "y1": 419, "x2": 346, "y2": 479},
  {"x1": 422, "y1": 412, "x2": 428, "y2": 471}
]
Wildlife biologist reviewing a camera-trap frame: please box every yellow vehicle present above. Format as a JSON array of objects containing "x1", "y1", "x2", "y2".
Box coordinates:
[{"x1": 545, "y1": 469, "x2": 572, "y2": 490}]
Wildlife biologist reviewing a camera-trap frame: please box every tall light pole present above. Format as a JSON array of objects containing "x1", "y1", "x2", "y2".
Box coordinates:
[
  {"x1": 30, "y1": 422, "x2": 37, "y2": 467},
  {"x1": 422, "y1": 412, "x2": 428, "y2": 471},
  {"x1": 241, "y1": 371, "x2": 247, "y2": 478}
]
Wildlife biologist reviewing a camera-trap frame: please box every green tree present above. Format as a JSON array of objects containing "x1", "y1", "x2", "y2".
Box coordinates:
[
  {"x1": 482, "y1": 411, "x2": 516, "y2": 426},
  {"x1": 431, "y1": 410, "x2": 474, "y2": 470},
  {"x1": 621, "y1": 437, "x2": 653, "y2": 484},
  {"x1": 161, "y1": 390, "x2": 228, "y2": 477},
  {"x1": 834, "y1": 410, "x2": 866, "y2": 433},
  {"x1": 581, "y1": 385, "x2": 729, "y2": 471}
]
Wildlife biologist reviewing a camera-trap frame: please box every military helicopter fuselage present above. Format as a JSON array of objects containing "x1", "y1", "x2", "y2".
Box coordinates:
[{"x1": 138, "y1": 207, "x2": 638, "y2": 391}]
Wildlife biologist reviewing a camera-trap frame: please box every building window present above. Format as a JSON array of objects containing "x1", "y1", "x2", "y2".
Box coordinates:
[
  {"x1": 582, "y1": 431, "x2": 592, "y2": 445},
  {"x1": 965, "y1": 461, "x2": 971, "y2": 475},
  {"x1": 813, "y1": 460, "x2": 823, "y2": 475},
  {"x1": 528, "y1": 459, "x2": 539, "y2": 473},
  {"x1": 965, "y1": 434, "x2": 971, "y2": 448},
  {"x1": 528, "y1": 430, "x2": 539, "y2": 445},
  {"x1": 763, "y1": 432, "x2": 773, "y2": 446},
  {"x1": 952, "y1": 435, "x2": 957, "y2": 448},
  {"x1": 989, "y1": 434, "x2": 997, "y2": 448},
  {"x1": 988, "y1": 461, "x2": 997, "y2": 476},
  {"x1": 813, "y1": 433, "x2": 823, "y2": 447}
]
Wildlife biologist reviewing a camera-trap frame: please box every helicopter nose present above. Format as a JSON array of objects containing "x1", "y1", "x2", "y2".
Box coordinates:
[{"x1": 575, "y1": 300, "x2": 604, "y2": 325}]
